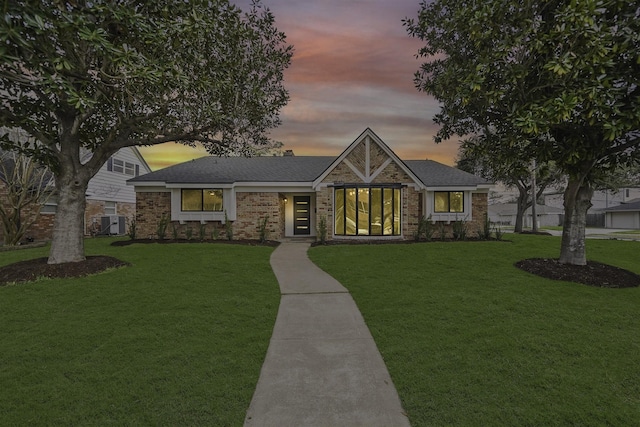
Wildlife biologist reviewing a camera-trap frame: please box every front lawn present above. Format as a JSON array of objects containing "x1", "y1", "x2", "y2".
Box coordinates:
[
  {"x1": 309, "y1": 234, "x2": 640, "y2": 426},
  {"x1": 0, "y1": 238, "x2": 279, "y2": 425}
]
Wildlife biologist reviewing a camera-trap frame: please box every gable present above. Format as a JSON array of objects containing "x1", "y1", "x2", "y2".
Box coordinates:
[{"x1": 314, "y1": 128, "x2": 423, "y2": 188}]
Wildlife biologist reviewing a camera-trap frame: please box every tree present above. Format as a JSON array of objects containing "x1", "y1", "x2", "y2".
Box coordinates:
[
  {"x1": 456, "y1": 134, "x2": 562, "y2": 232},
  {"x1": 406, "y1": 0, "x2": 640, "y2": 265},
  {"x1": 0, "y1": 132, "x2": 54, "y2": 245},
  {"x1": 0, "y1": 0, "x2": 292, "y2": 264}
]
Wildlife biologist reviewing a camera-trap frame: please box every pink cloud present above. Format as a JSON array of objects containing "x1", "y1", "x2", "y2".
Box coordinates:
[{"x1": 143, "y1": 0, "x2": 460, "y2": 171}]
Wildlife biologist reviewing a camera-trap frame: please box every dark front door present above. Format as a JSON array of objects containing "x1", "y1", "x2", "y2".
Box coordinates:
[{"x1": 293, "y1": 196, "x2": 311, "y2": 235}]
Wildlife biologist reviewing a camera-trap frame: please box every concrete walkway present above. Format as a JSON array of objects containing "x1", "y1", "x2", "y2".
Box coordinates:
[{"x1": 244, "y1": 242, "x2": 410, "y2": 427}]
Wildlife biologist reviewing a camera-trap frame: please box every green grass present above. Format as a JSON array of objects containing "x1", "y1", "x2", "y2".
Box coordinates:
[
  {"x1": 0, "y1": 238, "x2": 279, "y2": 426},
  {"x1": 309, "y1": 235, "x2": 640, "y2": 426}
]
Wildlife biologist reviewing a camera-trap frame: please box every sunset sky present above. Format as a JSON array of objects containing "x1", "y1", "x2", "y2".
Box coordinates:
[{"x1": 139, "y1": 0, "x2": 460, "y2": 171}]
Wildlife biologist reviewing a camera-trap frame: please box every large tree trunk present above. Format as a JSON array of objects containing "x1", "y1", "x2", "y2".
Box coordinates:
[
  {"x1": 514, "y1": 183, "x2": 529, "y2": 233},
  {"x1": 559, "y1": 178, "x2": 593, "y2": 266},
  {"x1": 48, "y1": 173, "x2": 89, "y2": 264}
]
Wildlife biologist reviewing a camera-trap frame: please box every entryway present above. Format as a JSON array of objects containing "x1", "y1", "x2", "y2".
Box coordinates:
[{"x1": 293, "y1": 196, "x2": 311, "y2": 235}]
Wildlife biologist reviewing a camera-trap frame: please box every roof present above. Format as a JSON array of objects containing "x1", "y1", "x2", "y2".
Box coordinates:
[
  {"x1": 128, "y1": 156, "x2": 336, "y2": 184},
  {"x1": 602, "y1": 199, "x2": 640, "y2": 212},
  {"x1": 128, "y1": 155, "x2": 491, "y2": 188},
  {"x1": 129, "y1": 128, "x2": 491, "y2": 189},
  {"x1": 404, "y1": 160, "x2": 489, "y2": 187}
]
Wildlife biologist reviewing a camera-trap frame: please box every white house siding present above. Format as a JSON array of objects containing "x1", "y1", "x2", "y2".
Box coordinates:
[
  {"x1": 85, "y1": 147, "x2": 151, "y2": 235},
  {"x1": 87, "y1": 147, "x2": 150, "y2": 204}
]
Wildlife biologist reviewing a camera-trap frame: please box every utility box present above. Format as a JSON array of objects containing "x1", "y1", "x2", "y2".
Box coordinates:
[{"x1": 100, "y1": 215, "x2": 126, "y2": 235}]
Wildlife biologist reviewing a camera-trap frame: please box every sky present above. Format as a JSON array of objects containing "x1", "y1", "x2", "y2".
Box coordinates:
[{"x1": 139, "y1": 0, "x2": 459, "y2": 171}]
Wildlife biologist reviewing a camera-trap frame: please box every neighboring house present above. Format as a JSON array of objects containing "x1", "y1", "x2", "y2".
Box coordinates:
[
  {"x1": 129, "y1": 129, "x2": 491, "y2": 241},
  {"x1": 603, "y1": 199, "x2": 640, "y2": 229},
  {"x1": 84, "y1": 146, "x2": 152, "y2": 236},
  {"x1": 0, "y1": 146, "x2": 151, "y2": 242},
  {"x1": 544, "y1": 187, "x2": 640, "y2": 211},
  {"x1": 489, "y1": 203, "x2": 563, "y2": 228}
]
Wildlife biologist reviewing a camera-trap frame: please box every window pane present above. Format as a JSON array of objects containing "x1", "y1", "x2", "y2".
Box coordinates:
[
  {"x1": 434, "y1": 192, "x2": 449, "y2": 212},
  {"x1": 357, "y1": 188, "x2": 369, "y2": 235},
  {"x1": 335, "y1": 188, "x2": 345, "y2": 235},
  {"x1": 393, "y1": 188, "x2": 401, "y2": 235},
  {"x1": 383, "y1": 188, "x2": 393, "y2": 235},
  {"x1": 450, "y1": 192, "x2": 464, "y2": 212},
  {"x1": 182, "y1": 189, "x2": 202, "y2": 211},
  {"x1": 113, "y1": 159, "x2": 124, "y2": 173},
  {"x1": 105, "y1": 201, "x2": 116, "y2": 215},
  {"x1": 345, "y1": 188, "x2": 357, "y2": 235},
  {"x1": 203, "y1": 189, "x2": 223, "y2": 211},
  {"x1": 370, "y1": 188, "x2": 382, "y2": 235},
  {"x1": 124, "y1": 162, "x2": 135, "y2": 176}
]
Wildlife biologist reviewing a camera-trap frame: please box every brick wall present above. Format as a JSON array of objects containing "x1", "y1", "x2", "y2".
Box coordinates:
[
  {"x1": 234, "y1": 192, "x2": 283, "y2": 240},
  {"x1": 85, "y1": 200, "x2": 135, "y2": 235},
  {"x1": 135, "y1": 190, "x2": 285, "y2": 241},
  {"x1": 316, "y1": 187, "x2": 333, "y2": 238},
  {"x1": 428, "y1": 192, "x2": 489, "y2": 239},
  {"x1": 135, "y1": 191, "x2": 171, "y2": 239}
]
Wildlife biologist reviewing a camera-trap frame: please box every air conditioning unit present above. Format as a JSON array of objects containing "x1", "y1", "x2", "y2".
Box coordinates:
[{"x1": 100, "y1": 215, "x2": 126, "y2": 235}]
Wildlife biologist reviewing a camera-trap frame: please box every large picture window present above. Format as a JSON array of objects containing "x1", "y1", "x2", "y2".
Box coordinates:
[
  {"x1": 334, "y1": 186, "x2": 401, "y2": 236},
  {"x1": 434, "y1": 191, "x2": 464, "y2": 213},
  {"x1": 181, "y1": 189, "x2": 223, "y2": 211}
]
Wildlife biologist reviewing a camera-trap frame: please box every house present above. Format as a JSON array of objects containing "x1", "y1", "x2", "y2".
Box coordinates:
[
  {"x1": 128, "y1": 129, "x2": 491, "y2": 241},
  {"x1": 0, "y1": 146, "x2": 151, "y2": 242},
  {"x1": 83, "y1": 146, "x2": 152, "y2": 235},
  {"x1": 603, "y1": 199, "x2": 640, "y2": 229},
  {"x1": 489, "y1": 203, "x2": 563, "y2": 228}
]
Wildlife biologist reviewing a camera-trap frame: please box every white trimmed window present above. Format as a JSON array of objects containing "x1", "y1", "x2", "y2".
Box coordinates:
[{"x1": 105, "y1": 201, "x2": 116, "y2": 215}]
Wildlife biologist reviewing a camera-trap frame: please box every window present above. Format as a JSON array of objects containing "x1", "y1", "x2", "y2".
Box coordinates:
[
  {"x1": 434, "y1": 191, "x2": 464, "y2": 213},
  {"x1": 334, "y1": 186, "x2": 401, "y2": 236},
  {"x1": 40, "y1": 198, "x2": 58, "y2": 214},
  {"x1": 104, "y1": 201, "x2": 116, "y2": 215},
  {"x1": 108, "y1": 158, "x2": 137, "y2": 176},
  {"x1": 112, "y1": 158, "x2": 124, "y2": 173},
  {"x1": 181, "y1": 189, "x2": 223, "y2": 211}
]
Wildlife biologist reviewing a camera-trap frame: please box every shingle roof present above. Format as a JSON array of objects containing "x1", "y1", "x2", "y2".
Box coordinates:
[
  {"x1": 128, "y1": 156, "x2": 335, "y2": 184},
  {"x1": 404, "y1": 160, "x2": 490, "y2": 187},
  {"x1": 128, "y1": 156, "x2": 491, "y2": 188},
  {"x1": 602, "y1": 199, "x2": 640, "y2": 212}
]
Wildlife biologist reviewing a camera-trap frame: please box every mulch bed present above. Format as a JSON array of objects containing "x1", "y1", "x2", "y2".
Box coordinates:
[
  {"x1": 515, "y1": 258, "x2": 640, "y2": 288},
  {"x1": 110, "y1": 238, "x2": 280, "y2": 247},
  {"x1": 0, "y1": 256, "x2": 130, "y2": 286}
]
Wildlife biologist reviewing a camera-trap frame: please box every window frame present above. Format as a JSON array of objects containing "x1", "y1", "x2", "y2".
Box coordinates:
[
  {"x1": 434, "y1": 191, "x2": 464, "y2": 213},
  {"x1": 181, "y1": 189, "x2": 224, "y2": 212},
  {"x1": 334, "y1": 184, "x2": 402, "y2": 237},
  {"x1": 104, "y1": 201, "x2": 117, "y2": 215}
]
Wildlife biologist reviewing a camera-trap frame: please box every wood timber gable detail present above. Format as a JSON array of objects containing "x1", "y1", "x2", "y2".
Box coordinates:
[{"x1": 342, "y1": 136, "x2": 394, "y2": 184}]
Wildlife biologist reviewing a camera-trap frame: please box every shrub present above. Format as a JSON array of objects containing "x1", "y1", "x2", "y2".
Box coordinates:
[
  {"x1": 494, "y1": 224, "x2": 504, "y2": 241},
  {"x1": 185, "y1": 226, "x2": 193, "y2": 240},
  {"x1": 438, "y1": 222, "x2": 447, "y2": 241},
  {"x1": 211, "y1": 227, "x2": 220, "y2": 240},
  {"x1": 157, "y1": 214, "x2": 169, "y2": 240},
  {"x1": 415, "y1": 215, "x2": 434, "y2": 241},
  {"x1": 258, "y1": 215, "x2": 269, "y2": 243},
  {"x1": 480, "y1": 214, "x2": 492, "y2": 240},
  {"x1": 452, "y1": 216, "x2": 468, "y2": 241},
  {"x1": 171, "y1": 222, "x2": 179, "y2": 240},
  {"x1": 199, "y1": 224, "x2": 206, "y2": 241},
  {"x1": 127, "y1": 218, "x2": 137, "y2": 240}
]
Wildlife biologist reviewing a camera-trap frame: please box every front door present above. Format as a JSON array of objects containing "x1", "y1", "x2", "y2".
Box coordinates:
[{"x1": 293, "y1": 196, "x2": 311, "y2": 235}]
